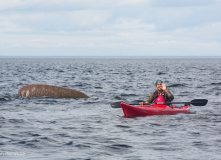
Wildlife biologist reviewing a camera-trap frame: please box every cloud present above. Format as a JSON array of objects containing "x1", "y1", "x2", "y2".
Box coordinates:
[
  {"x1": 0, "y1": 0, "x2": 150, "y2": 12},
  {"x1": 174, "y1": 22, "x2": 221, "y2": 43},
  {"x1": 151, "y1": 0, "x2": 216, "y2": 7},
  {"x1": 0, "y1": 0, "x2": 220, "y2": 56},
  {"x1": 2, "y1": 0, "x2": 220, "y2": 33},
  {"x1": 0, "y1": 0, "x2": 152, "y2": 33},
  {"x1": 11, "y1": 10, "x2": 109, "y2": 32}
]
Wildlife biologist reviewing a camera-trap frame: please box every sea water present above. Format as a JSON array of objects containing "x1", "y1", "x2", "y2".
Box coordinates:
[{"x1": 0, "y1": 57, "x2": 221, "y2": 160}]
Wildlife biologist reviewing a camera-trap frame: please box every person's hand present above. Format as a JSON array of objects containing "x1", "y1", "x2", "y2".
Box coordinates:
[
  {"x1": 162, "y1": 83, "x2": 166, "y2": 91},
  {"x1": 139, "y1": 102, "x2": 144, "y2": 105}
]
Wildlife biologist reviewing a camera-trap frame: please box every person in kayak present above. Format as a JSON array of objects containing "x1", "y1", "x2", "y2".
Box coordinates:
[{"x1": 140, "y1": 80, "x2": 174, "y2": 104}]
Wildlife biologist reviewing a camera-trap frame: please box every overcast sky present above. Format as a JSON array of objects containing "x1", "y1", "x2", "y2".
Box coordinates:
[{"x1": 0, "y1": 0, "x2": 221, "y2": 56}]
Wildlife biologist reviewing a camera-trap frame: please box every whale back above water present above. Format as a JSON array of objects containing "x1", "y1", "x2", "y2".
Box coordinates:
[{"x1": 18, "y1": 84, "x2": 89, "y2": 98}]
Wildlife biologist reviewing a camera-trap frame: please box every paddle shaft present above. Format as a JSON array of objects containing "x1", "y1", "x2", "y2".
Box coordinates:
[{"x1": 110, "y1": 99, "x2": 208, "y2": 108}]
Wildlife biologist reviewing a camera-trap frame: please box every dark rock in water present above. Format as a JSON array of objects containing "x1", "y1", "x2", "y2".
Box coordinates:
[{"x1": 18, "y1": 84, "x2": 89, "y2": 98}]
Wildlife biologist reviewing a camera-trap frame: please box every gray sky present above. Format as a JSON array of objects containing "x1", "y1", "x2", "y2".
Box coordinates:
[{"x1": 0, "y1": 0, "x2": 221, "y2": 56}]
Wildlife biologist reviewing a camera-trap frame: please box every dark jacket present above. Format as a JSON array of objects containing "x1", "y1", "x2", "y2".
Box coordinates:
[{"x1": 147, "y1": 90, "x2": 174, "y2": 103}]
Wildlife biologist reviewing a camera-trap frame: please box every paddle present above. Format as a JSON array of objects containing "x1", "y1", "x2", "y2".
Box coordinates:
[{"x1": 110, "y1": 99, "x2": 208, "y2": 108}]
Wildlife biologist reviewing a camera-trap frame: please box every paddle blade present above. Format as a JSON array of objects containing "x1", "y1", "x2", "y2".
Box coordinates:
[
  {"x1": 110, "y1": 102, "x2": 122, "y2": 108},
  {"x1": 190, "y1": 99, "x2": 208, "y2": 106}
]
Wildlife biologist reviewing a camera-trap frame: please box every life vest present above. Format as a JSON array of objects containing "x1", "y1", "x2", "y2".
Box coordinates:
[
  {"x1": 154, "y1": 90, "x2": 170, "y2": 103},
  {"x1": 154, "y1": 95, "x2": 165, "y2": 103}
]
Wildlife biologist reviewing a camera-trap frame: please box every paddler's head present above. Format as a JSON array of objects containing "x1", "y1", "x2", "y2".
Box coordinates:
[{"x1": 155, "y1": 80, "x2": 163, "y2": 91}]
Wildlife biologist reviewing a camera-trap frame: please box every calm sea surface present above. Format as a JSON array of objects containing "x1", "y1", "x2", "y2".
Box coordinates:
[{"x1": 0, "y1": 57, "x2": 221, "y2": 160}]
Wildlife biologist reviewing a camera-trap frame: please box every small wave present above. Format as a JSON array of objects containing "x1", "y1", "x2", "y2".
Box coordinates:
[
  {"x1": 0, "y1": 94, "x2": 19, "y2": 102},
  {"x1": 157, "y1": 72, "x2": 166, "y2": 75},
  {"x1": 18, "y1": 141, "x2": 27, "y2": 144},
  {"x1": 25, "y1": 142, "x2": 42, "y2": 149},
  {"x1": 66, "y1": 141, "x2": 73, "y2": 145},
  {"x1": 189, "y1": 111, "x2": 197, "y2": 114},
  {"x1": 167, "y1": 84, "x2": 187, "y2": 88},
  {"x1": 114, "y1": 96, "x2": 123, "y2": 100},
  {"x1": 0, "y1": 98, "x2": 8, "y2": 101},
  {"x1": 115, "y1": 125, "x2": 131, "y2": 128},
  {"x1": 57, "y1": 69, "x2": 65, "y2": 72},
  {"x1": 120, "y1": 93, "x2": 137, "y2": 97},
  {"x1": 0, "y1": 142, "x2": 5, "y2": 145},
  {"x1": 148, "y1": 145, "x2": 167, "y2": 151},
  {"x1": 75, "y1": 144, "x2": 91, "y2": 148},
  {"x1": 8, "y1": 119, "x2": 25, "y2": 124},
  {"x1": 94, "y1": 86, "x2": 103, "y2": 89},
  {"x1": 149, "y1": 123, "x2": 163, "y2": 126},
  {"x1": 107, "y1": 144, "x2": 132, "y2": 150},
  {"x1": 211, "y1": 82, "x2": 221, "y2": 85},
  {"x1": 192, "y1": 141, "x2": 209, "y2": 147},
  {"x1": 177, "y1": 92, "x2": 189, "y2": 96},
  {"x1": 0, "y1": 95, "x2": 12, "y2": 102}
]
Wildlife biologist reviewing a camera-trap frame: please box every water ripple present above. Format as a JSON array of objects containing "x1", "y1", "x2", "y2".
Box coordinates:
[{"x1": 0, "y1": 57, "x2": 220, "y2": 160}]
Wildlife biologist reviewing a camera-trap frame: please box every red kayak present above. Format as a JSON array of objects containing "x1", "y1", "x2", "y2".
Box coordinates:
[{"x1": 120, "y1": 102, "x2": 190, "y2": 117}]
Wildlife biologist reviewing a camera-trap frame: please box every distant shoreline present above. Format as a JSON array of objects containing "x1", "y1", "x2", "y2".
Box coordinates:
[{"x1": 0, "y1": 56, "x2": 221, "y2": 59}]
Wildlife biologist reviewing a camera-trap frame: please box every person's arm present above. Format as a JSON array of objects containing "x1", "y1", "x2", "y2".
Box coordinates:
[
  {"x1": 165, "y1": 90, "x2": 174, "y2": 101},
  {"x1": 162, "y1": 83, "x2": 174, "y2": 101},
  {"x1": 164, "y1": 89, "x2": 172, "y2": 97}
]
